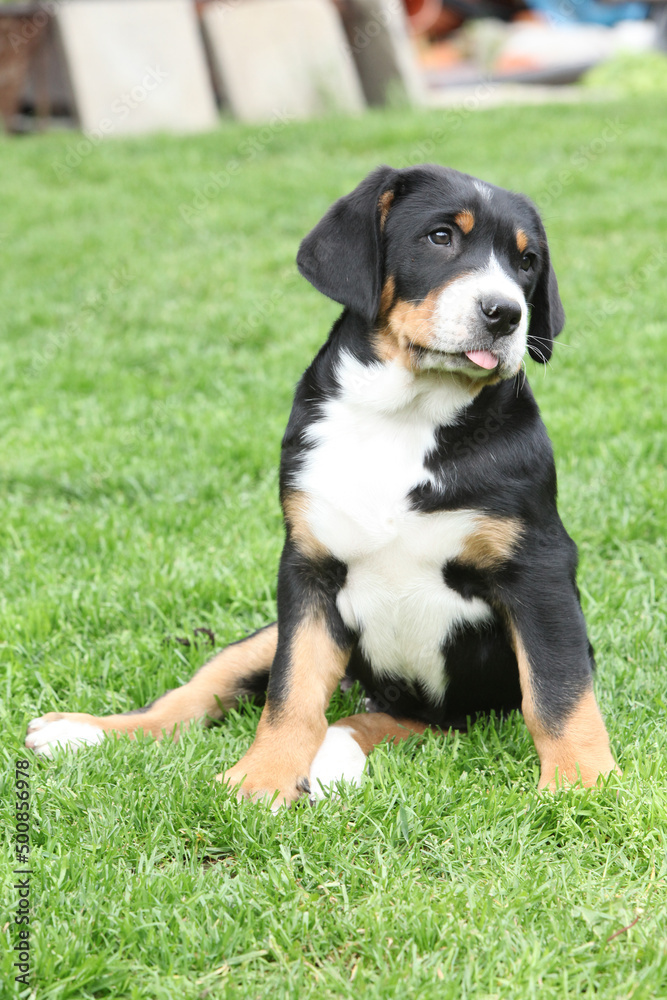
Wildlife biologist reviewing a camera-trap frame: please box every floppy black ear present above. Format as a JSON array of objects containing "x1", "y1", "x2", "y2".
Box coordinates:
[
  {"x1": 527, "y1": 221, "x2": 565, "y2": 364},
  {"x1": 296, "y1": 165, "x2": 399, "y2": 323}
]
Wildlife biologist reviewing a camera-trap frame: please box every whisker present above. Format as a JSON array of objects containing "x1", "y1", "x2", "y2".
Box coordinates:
[
  {"x1": 514, "y1": 360, "x2": 527, "y2": 397},
  {"x1": 529, "y1": 335, "x2": 574, "y2": 350},
  {"x1": 528, "y1": 343, "x2": 550, "y2": 366}
]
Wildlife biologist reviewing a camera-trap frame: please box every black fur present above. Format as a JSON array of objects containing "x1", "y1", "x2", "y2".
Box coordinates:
[
  {"x1": 298, "y1": 165, "x2": 565, "y2": 361},
  {"x1": 265, "y1": 541, "x2": 353, "y2": 716},
  {"x1": 269, "y1": 164, "x2": 590, "y2": 739},
  {"x1": 297, "y1": 165, "x2": 398, "y2": 323}
]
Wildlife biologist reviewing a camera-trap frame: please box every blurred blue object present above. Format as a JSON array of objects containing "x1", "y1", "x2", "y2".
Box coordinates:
[{"x1": 526, "y1": 0, "x2": 649, "y2": 24}]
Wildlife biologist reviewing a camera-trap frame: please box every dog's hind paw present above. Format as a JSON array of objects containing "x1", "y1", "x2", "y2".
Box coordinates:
[{"x1": 25, "y1": 715, "x2": 105, "y2": 757}]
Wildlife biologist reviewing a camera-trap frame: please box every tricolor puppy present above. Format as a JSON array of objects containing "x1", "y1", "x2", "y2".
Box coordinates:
[{"x1": 26, "y1": 165, "x2": 618, "y2": 804}]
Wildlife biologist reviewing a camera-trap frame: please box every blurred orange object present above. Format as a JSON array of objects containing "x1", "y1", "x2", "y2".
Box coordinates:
[
  {"x1": 417, "y1": 39, "x2": 464, "y2": 67},
  {"x1": 513, "y1": 10, "x2": 548, "y2": 21},
  {"x1": 495, "y1": 52, "x2": 542, "y2": 72},
  {"x1": 405, "y1": 0, "x2": 463, "y2": 35},
  {"x1": 0, "y1": 9, "x2": 48, "y2": 132}
]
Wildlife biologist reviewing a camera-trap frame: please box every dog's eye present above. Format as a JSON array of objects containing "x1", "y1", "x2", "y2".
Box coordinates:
[
  {"x1": 520, "y1": 253, "x2": 535, "y2": 272},
  {"x1": 428, "y1": 229, "x2": 452, "y2": 246}
]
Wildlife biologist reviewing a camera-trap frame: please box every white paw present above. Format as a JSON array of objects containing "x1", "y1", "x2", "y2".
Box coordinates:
[
  {"x1": 309, "y1": 726, "x2": 367, "y2": 802},
  {"x1": 25, "y1": 718, "x2": 105, "y2": 757}
]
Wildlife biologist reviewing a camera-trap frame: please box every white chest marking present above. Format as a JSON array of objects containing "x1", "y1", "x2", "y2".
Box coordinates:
[{"x1": 293, "y1": 353, "x2": 493, "y2": 702}]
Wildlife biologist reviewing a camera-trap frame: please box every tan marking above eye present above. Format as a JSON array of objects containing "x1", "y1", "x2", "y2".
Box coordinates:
[
  {"x1": 516, "y1": 229, "x2": 528, "y2": 253},
  {"x1": 460, "y1": 515, "x2": 523, "y2": 569},
  {"x1": 455, "y1": 210, "x2": 475, "y2": 235}
]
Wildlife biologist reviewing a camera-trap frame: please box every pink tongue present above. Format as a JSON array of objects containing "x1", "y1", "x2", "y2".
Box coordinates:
[{"x1": 465, "y1": 350, "x2": 498, "y2": 370}]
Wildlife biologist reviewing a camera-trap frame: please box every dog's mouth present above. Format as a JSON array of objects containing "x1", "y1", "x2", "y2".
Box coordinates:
[
  {"x1": 462, "y1": 349, "x2": 498, "y2": 370},
  {"x1": 409, "y1": 343, "x2": 505, "y2": 377}
]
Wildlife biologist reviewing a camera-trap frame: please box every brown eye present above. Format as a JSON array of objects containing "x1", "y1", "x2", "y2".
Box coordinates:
[
  {"x1": 520, "y1": 253, "x2": 535, "y2": 272},
  {"x1": 428, "y1": 229, "x2": 452, "y2": 246}
]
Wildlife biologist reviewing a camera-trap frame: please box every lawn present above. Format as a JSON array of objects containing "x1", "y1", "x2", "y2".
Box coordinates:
[{"x1": 1, "y1": 95, "x2": 666, "y2": 1000}]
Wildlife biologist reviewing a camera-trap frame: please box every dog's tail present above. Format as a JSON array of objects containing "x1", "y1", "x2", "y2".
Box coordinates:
[{"x1": 25, "y1": 624, "x2": 277, "y2": 750}]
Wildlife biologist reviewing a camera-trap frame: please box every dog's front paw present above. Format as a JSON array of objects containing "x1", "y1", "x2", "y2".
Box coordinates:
[
  {"x1": 25, "y1": 713, "x2": 105, "y2": 757},
  {"x1": 538, "y1": 755, "x2": 620, "y2": 790},
  {"x1": 216, "y1": 756, "x2": 310, "y2": 812}
]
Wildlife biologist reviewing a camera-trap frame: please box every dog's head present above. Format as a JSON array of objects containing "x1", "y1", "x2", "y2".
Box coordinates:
[{"x1": 297, "y1": 164, "x2": 564, "y2": 380}]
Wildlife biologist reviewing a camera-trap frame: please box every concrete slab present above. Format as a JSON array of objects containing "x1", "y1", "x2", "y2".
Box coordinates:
[
  {"x1": 339, "y1": 0, "x2": 425, "y2": 106},
  {"x1": 55, "y1": 0, "x2": 218, "y2": 136},
  {"x1": 202, "y1": 0, "x2": 365, "y2": 122}
]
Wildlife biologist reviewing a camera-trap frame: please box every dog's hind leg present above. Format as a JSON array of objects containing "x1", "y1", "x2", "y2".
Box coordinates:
[
  {"x1": 25, "y1": 623, "x2": 277, "y2": 756},
  {"x1": 309, "y1": 712, "x2": 431, "y2": 802}
]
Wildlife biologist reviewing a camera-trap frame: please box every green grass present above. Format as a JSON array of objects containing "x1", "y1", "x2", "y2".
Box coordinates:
[{"x1": 1, "y1": 96, "x2": 666, "y2": 999}]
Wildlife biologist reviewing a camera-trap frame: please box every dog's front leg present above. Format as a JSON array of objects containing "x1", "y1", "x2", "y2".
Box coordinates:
[
  {"x1": 513, "y1": 631, "x2": 618, "y2": 790},
  {"x1": 504, "y1": 561, "x2": 618, "y2": 789},
  {"x1": 220, "y1": 547, "x2": 353, "y2": 808},
  {"x1": 220, "y1": 615, "x2": 350, "y2": 807}
]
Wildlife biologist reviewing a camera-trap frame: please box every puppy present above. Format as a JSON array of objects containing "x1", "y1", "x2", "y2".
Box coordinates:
[{"x1": 26, "y1": 165, "x2": 618, "y2": 805}]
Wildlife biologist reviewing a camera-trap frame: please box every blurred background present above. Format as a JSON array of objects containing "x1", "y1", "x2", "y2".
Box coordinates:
[{"x1": 1, "y1": 0, "x2": 666, "y2": 134}]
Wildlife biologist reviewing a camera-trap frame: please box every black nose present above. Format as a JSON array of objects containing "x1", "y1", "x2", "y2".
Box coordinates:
[{"x1": 479, "y1": 297, "x2": 522, "y2": 338}]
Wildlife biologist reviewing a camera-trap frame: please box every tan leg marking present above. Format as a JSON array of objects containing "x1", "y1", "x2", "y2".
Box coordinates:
[
  {"x1": 455, "y1": 210, "x2": 475, "y2": 235},
  {"x1": 460, "y1": 515, "x2": 523, "y2": 569},
  {"x1": 221, "y1": 615, "x2": 351, "y2": 807},
  {"x1": 512, "y1": 629, "x2": 618, "y2": 789},
  {"x1": 378, "y1": 190, "x2": 394, "y2": 229},
  {"x1": 282, "y1": 490, "x2": 330, "y2": 561},
  {"x1": 28, "y1": 625, "x2": 277, "y2": 742},
  {"x1": 516, "y1": 229, "x2": 528, "y2": 253},
  {"x1": 334, "y1": 712, "x2": 430, "y2": 755}
]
